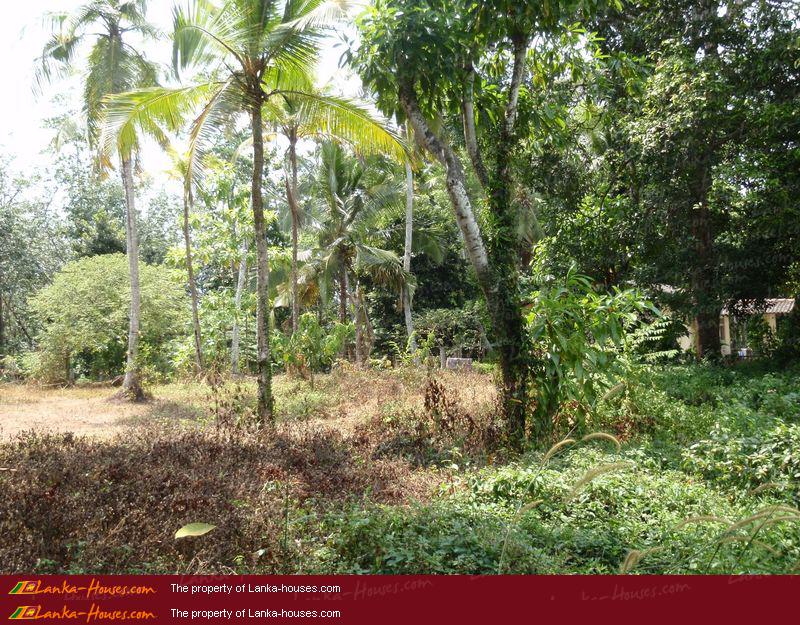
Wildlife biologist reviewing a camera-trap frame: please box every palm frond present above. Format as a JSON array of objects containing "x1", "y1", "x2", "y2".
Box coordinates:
[
  {"x1": 102, "y1": 81, "x2": 227, "y2": 160},
  {"x1": 273, "y1": 92, "x2": 408, "y2": 162},
  {"x1": 355, "y1": 243, "x2": 415, "y2": 295},
  {"x1": 173, "y1": 0, "x2": 249, "y2": 74}
]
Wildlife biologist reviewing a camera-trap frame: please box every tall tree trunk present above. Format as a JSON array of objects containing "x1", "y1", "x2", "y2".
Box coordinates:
[
  {"x1": 231, "y1": 239, "x2": 248, "y2": 376},
  {"x1": 285, "y1": 130, "x2": 301, "y2": 335},
  {"x1": 399, "y1": 76, "x2": 529, "y2": 446},
  {"x1": 183, "y1": 183, "x2": 203, "y2": 376},
  {"x1": 402, "y1": 151, "x2": 416, "y2": 353},
  {"x1": 689, "y1": 0, "x2": 722, "y2": 360},
  {"x1": 251, "y1": 103, "x2": 274, "y2": 423},
  {"x1": 120, "y1": 155, "x2": 144, "y2": 400},
  {"x1": 691, "y1": 189, "x2": 720, "y2": 358},
  {"x1": 485, "y1": 35, "x2": 531, "y2": 441},
  {"x1": 338, "y1": 269, "x2": 348, "y2": 324}
]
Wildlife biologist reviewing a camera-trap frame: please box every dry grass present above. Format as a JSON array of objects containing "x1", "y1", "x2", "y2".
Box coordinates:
[
  {"x1": 0, "y1": 382, "x2": 205, "y2": 440},
  {"x1": 1, "y1": 369, "x2": 496, "y2": 441},
  {"x1": 0, "y1": 368, "x2": 497, "y2": 574}
]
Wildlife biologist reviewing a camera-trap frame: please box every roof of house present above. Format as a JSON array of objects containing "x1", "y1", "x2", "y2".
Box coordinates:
[{"x1": 721, "y1": 298, "x2": 796, "y2": 316}]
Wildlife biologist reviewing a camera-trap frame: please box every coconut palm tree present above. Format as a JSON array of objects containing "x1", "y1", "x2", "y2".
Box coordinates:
[
  {"x1": 265, "y1": 90, "x2": 408, "y2": 335},
  {"x1": 104, "y1": 0, "x2": 335, "y2": 421},
  {"x1": 104, "y1": 0, "x2": 406, "y2": 422},
  {"x1": 303, "y1": 141, "x2": 411, "y2": 365},
  {"x1": 37, "y1": 0, "x2": 158, "y2": 400}
]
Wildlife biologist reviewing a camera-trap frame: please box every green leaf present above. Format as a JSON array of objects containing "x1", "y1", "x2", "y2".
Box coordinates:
[{"x1": 175, "y1": 522, "x2": 216, "y2": 539}]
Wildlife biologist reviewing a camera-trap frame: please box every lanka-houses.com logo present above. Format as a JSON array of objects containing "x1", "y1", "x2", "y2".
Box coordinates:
[
  {"x1": 8, "y1": 606, "x2": 37, "y2": 620},
  {"x1": 8, "y1": 582, "x2": 37, "y2": 596}
]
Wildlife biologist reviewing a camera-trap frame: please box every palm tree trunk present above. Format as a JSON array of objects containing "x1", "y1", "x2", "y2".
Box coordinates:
[
  {"x1": 231, "y1": 239, "x2": 248, "y2": 375},
  {"x1": 285, "y1": 131, "x2": 301, "y2": 335},
  {"x1": 183, "y1": 183, "x2": 203, "y2": 376},
  {"x1": 251, "y1": 103, "x2": 274, "y2": 423},
  {"x1": 120, "y1": 155, "x2": 144, "y2": 400},
  {"x1": 338, "y1": 269, "x2": 348, "y2": 324},
  {"x1": 354, "y1": 281, "x2": 363, "y2": 367},
  {"x1": 402, "y1": 154, "x2": 416, "y2": 353}
]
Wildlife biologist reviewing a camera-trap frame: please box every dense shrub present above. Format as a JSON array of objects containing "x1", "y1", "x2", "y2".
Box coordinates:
[
  {"x1": 523, "y1": 266, "x2": 656, "y2": 435},
  {"x1": 684, "y1": 424, "x2": 800, "y2": 503},
  {"x1": 272, "y1": 314, "x2": 353, "y2": 379},
  {"x1": 27, "y1": 254, "x2": 188, "y2": 382}
]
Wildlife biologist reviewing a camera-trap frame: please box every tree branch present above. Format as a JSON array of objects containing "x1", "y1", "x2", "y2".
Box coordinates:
[
  {"x1": 503, "y1": 35, "x2": 528, "y2": 141},
  {"x1": 461, "y1": 66, "x2": 489, "y2": 191},
  {"x1": 397, "y1": 79, "x2": 491, "y2": 283}
]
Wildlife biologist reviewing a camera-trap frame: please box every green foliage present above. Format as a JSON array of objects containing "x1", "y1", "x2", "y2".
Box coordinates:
[
  {"x1": 684, "y1": 423, "x2": 800, "y2": 504},
  {"x1": 414, "y1": 305, "x2": 487, "y2": 354},
  {"x1": 55, "y1": 146, "x2": 181, "y2": 263},
  {"x1": 38, "y1": 0, "x2": 159, "y2": 148},
  {"x1": 527, "y1": 0, "x2": 800, "y2": 355},
  {"x1": 473, "y1": 362, "x2": 497, "y2": 376},
  {"x1": 593, "y1": 363, "x2": 800, "y2": 504},
  {"x1": 28, "y1": 254, "x2": 188, "y2": 381},
  {"x1": 746, "y1": 316, "x2": 779, "y2": 358},
  {"x1": 524, "y1": 266, "x2": 656, "y2": 432},
  {"x1": 319, "y1": 444, "x2": 800, "y2": 574},
  {"x1": 354, "y1": 0, "x2": 604, "y2": 116},
  {"x1": 0, "y1": 158, "x2": 68, "y2": 355},
  {"x1": 171, "y1": 289, "x2": 258, "y2": 376},
  {"x1": 272, "y1": 314, "x2": 354, "y2": 376}
]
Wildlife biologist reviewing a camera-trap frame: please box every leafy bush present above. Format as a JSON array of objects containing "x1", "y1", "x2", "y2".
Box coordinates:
[
  {"x1": 317, "y1": 502, "x2": 561, "y2": 574},
  {"x1": 414, "y1": 304, "x2": 487, "y2": 358},
  {"x1": 320, "y1": 446, "x2": 800, "y2": 574},
  {"x1": 472, "y1": 361, "x2": 497, "y2": 375},
  {"x1": 28, "y1": 254, "x2": 188, "y2": 382},
  {"x1": 684, "y1": 423, "x2": 800, "y2": 503},
  {"x1": 523, "y1": 266, "x2": 656, "y2": 434},
  {"x1": 272, "y1": 314, "x2": 353, "y2": 380}
]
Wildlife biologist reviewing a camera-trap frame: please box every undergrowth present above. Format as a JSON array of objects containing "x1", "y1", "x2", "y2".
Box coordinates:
[{"x1": 1, "y1": 363, "x2": 798, "y2": 575}]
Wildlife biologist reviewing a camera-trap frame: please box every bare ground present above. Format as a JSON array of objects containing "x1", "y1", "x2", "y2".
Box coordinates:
[
  {"x1": 0, "y1": 369, "x2": 496, "y2": 440},
  {"x1": 0, "y1": 383, "x2": 205, "y2": 440}
]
